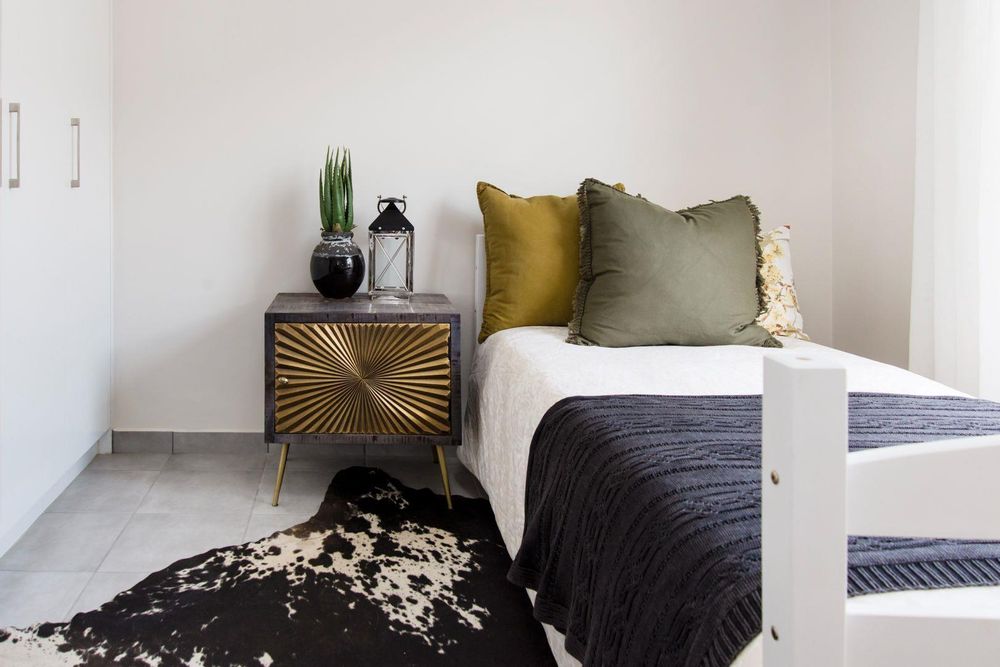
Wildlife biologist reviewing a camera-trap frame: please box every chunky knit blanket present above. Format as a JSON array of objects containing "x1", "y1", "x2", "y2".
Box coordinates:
[{"x1": 508, "y1": 393, "x2": 1000, "y2": 667}]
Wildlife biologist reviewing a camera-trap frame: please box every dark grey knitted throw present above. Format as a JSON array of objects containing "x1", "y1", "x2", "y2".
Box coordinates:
[{"x1": 508, "y1": 394, "x2": 1000, "y2": 667}]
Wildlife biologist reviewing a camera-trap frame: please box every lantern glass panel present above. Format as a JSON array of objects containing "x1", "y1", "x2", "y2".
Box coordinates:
[{"x1": 368, "y1": 231, "x2": 413, "y2": 300}]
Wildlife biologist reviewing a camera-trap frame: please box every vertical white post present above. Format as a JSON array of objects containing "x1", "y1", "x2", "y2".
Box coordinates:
[
  {"x1": 762, "y1": 355, "x2": 848, "y2": 667},
  {"x1": 474, "y1": 234, "x2": 486, "y2": 342}
]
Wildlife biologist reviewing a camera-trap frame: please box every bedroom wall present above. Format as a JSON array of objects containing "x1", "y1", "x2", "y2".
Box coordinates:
[
  {"x1": 830, "y1": 0, "x2": 920, "y2": 369},
  {"x1": 112, "y1": 0, "x2": 834, "y2": 431}
]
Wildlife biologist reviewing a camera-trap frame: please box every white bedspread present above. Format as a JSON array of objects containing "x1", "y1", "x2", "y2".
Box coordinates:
[{"x1": 459, "y1": 326, "x2": 995, "y2": 666}]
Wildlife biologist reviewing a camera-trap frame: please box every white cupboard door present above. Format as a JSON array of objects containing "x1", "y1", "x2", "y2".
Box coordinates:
[
  {"x1": 0, "y1": 0, "x2": 111, "y2": 545},
  {"x1": 48, "y1": 0, "x2": 113, "y2": 457}
]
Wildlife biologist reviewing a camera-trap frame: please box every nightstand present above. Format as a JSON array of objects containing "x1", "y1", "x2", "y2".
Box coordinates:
[{"x1": 265, "y1": 293, "x2": 461, "y2": 508}]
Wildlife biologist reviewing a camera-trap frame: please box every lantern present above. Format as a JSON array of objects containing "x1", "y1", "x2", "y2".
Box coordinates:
[{"x1": 368, "y1": 196, "x2": 414, "y2": 300}]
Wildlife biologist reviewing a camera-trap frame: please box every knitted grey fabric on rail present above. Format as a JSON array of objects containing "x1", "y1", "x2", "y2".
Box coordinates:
[{"x1": 509, "y1": 393, "x2": 1000, "y2": 667}]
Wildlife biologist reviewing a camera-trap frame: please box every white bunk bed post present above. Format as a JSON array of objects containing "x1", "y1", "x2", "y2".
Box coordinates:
[
  {"x1": 762, "y1": 354, "x2": 848, "y2": 667},
  {"x1": 475, "y1": 234, "x2": 485, "y2": 342},
  {"x1": 763, "y1": 354, "x2": 1000, "y2": 667}
]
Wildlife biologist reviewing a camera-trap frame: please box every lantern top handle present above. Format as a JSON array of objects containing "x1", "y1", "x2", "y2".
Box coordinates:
[
  {"x1": 370, "y1": 195, "x2": 413, "y2": 232},
  {"x1": 377, "y1": 195, "x2": 406, "y2": 214}
]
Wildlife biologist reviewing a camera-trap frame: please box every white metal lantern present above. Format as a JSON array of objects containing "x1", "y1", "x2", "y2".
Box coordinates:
[{"x1": 368, "y1": 196, "x2": 414, "y2": 300}]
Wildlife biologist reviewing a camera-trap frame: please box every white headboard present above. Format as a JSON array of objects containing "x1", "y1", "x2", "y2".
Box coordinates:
[{"x1": 475, "y1": 234, "x2": 485, "y2": 340}]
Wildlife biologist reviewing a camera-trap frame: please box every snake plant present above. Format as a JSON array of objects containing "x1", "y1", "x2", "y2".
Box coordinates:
[{"x1": 319, "y1": 146, "x2": 354, "y2": 233}]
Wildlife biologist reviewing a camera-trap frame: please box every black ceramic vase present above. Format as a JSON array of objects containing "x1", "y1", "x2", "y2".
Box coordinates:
[{"x1": 310, "y1": 231, "x2": 365, "y2": 299}]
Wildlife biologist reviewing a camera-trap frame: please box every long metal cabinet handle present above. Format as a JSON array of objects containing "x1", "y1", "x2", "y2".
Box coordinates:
[
  {"x1": 8, "y1": 103, "x2": 20, "y2": 188},
  {"x1": 70, "y1": 118, "x2": 80, "y2": 188}
]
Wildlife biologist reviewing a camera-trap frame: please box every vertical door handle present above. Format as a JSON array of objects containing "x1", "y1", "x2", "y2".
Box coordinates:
[
  {"x1": 8, "y1": 103, "x2": 20, "y2": 188},
  {"x1": 70, "y1": 118, "x2": 80, "y2": 188}
]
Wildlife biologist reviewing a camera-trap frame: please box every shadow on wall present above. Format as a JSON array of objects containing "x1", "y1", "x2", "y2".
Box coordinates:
[
  {"x1": 422, "y1": 199, "x2": 481, "y2": 418},
  {"x1": 262, "y1": 185, "x2": 317, "y2": 293},
  {"x1": 115, "y1": 298, "x2": 266, "y2": 432},
  {"x1": 426, "y1": 200, "x2": 480, "y2": 311},
  {"x1": 115, "y1": 185, "x2": 313, "y2": 432}
]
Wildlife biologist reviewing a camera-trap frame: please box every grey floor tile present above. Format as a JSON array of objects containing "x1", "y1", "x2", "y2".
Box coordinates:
[
  {"x1": 173, "y1": 432, "x2": 266, "y2": 455},
  {"x1": 264, "y1": 447, "x2": 363, "y2": 472},
  {"x1": 113, "y1": 431, "x2": 172, "y2": 454},
  {"x1": 47, "y1": 470, "x2": 159, "y2": 513},
  {"x1": 365, "y1": 443, "x2": 442, "y2": 461},
  {"x1": 65, "y1": 571, "x2": 151, "y2": 619},
  {"x1": 164, "y1": 453, "x2": 266, "y2": 472},
  {"x1": 268, "y1": 442, "x2": 363, "y2": 457},
  {"x1": 255, "y1": 470, "x2": 333, "y2": 516},
  {"x1": 0, "y1": 571, "x2": 92, "y2": 627},
  {"x1": 453, "y1": 465, "x2": 486, "y2": 499},
  {"x1": 449, "y1": 464, "x2": 486, "y2": 499},
  {"x1": 87, "y1": 453, "x2": 170, "y2": 472},
  {"x1": 370, "y1": 458, "x2": 485, "y2": 499},
  {"x1": 99, "y1": 513, "x2": 249, "y2": 573},
  {"x1": 136, "y1": 470, "x2": 262, "y2": 514},
  {"x1": 0, "y1": 513, "x2": 130, "y2": 572},
  {"x1": 243, "y1": 513, "x2": 314, "y2": 542}
]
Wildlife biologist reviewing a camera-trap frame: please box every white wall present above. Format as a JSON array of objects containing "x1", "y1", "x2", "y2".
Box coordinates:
[
  {"x1": 113, "y1": 0, "x2": 834, "y2": 431},
  {"x1": 831, "y1": 0, "x2": 920, "y2": 368}
]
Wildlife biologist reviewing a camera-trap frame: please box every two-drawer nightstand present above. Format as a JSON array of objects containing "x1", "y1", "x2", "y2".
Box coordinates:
[{"x1": 265, "y1": 293, "x2": 461, "y2": 508}]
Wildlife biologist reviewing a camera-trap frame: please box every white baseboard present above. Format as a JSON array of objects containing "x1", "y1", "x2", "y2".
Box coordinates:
[{"x1": 0, "y1": 435, "x2": 102, "y2": 558}]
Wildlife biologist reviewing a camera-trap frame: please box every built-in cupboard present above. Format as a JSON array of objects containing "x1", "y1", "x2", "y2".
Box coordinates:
[{"x1": 0, "y1": 0, "x2": 112, "y2": 553}]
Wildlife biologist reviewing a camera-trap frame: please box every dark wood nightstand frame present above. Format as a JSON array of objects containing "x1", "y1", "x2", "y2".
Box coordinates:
[{"x1": 265, "y1": 293, "x2": 461, "y2": 507}]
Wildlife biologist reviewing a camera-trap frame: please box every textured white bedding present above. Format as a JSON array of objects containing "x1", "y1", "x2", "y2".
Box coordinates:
[{"x1": 459, "y1": 326, "x2": 996, "y2": 666}]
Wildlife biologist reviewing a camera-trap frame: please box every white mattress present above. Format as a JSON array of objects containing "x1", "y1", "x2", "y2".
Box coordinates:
[{"x1": 458, "y1": 326, "x2": 997, "y2": 666}]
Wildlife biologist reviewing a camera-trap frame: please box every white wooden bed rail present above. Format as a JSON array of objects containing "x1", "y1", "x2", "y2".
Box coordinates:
[
  {"x1": 762, "y1": 354, "x2": 1000, "y2": 667},
  {"x1": 475, "y1": 234, "x2": 485, "y2": 343}
]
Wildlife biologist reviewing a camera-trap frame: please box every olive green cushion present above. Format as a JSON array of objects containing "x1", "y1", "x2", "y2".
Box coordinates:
[
  {"x1": 568, "y1": 179, "x2": 780, "y2": 348},
  {"x1": 477, "y1": 182, "x2": 580, "y2": 343}
]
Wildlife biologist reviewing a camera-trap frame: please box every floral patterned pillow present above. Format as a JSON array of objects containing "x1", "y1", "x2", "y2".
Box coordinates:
[{"x1": 757, "y1": 225, "x2": 808, "y2": 340}]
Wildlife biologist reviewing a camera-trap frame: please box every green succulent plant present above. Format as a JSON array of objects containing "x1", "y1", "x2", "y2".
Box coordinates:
[{"x1": 319, "y1": 146, "x2": 354, "y2": 233}]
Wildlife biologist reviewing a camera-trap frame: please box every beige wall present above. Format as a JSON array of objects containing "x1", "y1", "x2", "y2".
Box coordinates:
[
  {"x1": 831, "y1": 0, "x2": 920, "y2": 368},
  {"x1": 112, "y1": 0, "x2": 835, "y2": 431}
]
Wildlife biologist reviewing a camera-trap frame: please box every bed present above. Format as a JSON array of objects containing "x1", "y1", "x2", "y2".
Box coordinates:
[{"x1": 460, "y1": 237, "x2": 1000, "y2": 666}]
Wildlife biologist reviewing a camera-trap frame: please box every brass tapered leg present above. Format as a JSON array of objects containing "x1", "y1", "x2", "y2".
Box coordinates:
[
  {"x1": 435, "y1": 445, "x2": 453, "y2": 510},
  {"x1": 271, "y1": 443, "x2": 290, "y2": 506}
]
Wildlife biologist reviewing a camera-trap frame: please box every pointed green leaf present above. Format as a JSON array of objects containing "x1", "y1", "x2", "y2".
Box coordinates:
[
  {"x1": 332, "y1": 148, "x2": 345, "y2": 230},
  {"x1": 319, "y1": 171, "x2": 328, "y2": 230},
  {"x1": 344, "y1": 149, "x2": 353, "y2": 230}
]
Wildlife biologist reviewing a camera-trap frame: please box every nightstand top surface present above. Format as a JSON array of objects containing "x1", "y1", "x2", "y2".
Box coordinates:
[{"x1": 267, "y1": 292, "x2": 458, "y2": 317}]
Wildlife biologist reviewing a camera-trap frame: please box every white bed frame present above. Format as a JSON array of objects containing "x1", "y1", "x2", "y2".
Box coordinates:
[
  {"x1": 473, "y1": 234, "x2": 1000, "y2": 665},
  {"x1": 762, "y1": 355, "x2": 1000, "y2": 666},
  {"x1": 475, "y1": 234, "x2": 486, "y2": 343}
]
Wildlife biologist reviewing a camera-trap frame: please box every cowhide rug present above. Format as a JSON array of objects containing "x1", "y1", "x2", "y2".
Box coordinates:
[{"x1": 0, "y1": 467, "x2": 554, "y2": 666}]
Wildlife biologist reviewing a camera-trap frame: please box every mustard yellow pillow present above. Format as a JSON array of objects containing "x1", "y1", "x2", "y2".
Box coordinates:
[{"x1": 477, "y1": 182, "x2": 580, "y2": 342}]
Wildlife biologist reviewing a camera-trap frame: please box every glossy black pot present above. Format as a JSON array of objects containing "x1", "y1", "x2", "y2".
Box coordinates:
[{"x1": 310, "y1": 231, "x2": 365, "y2": 299}]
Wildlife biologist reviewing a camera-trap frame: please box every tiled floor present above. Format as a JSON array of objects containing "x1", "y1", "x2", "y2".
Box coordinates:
[{"x1": 0, "y1": 446, "x2": 482, "y2": 628}]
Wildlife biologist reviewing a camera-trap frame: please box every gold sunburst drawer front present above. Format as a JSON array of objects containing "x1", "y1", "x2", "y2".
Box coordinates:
[{"x1": 273, "y1": 322, "x2": 452, "y2": 435}]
